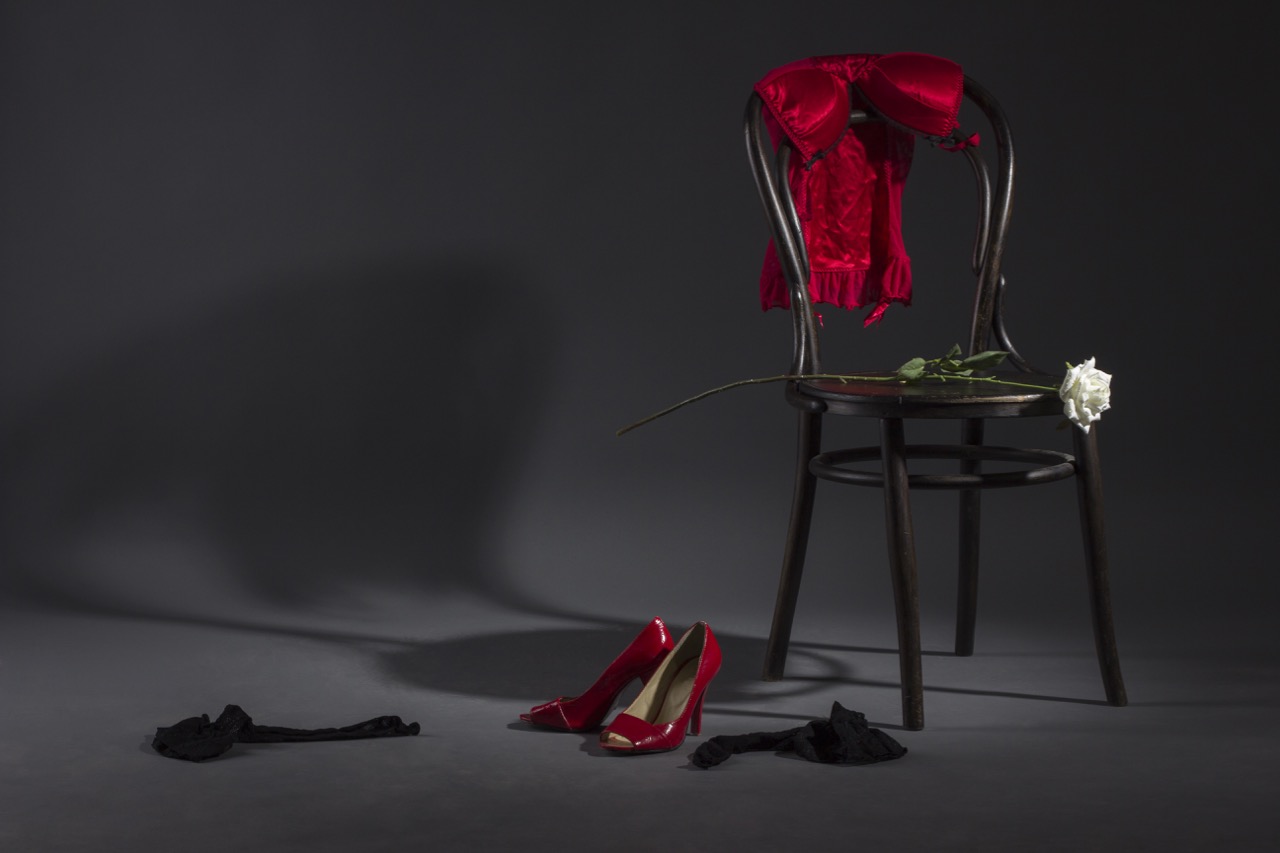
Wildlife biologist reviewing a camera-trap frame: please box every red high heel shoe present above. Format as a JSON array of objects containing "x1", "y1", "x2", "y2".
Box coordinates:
[
  {"x1": 599, "y1": 622, "x2": 721, "y2": 754},
  {"x1": 520, "y1": 618, "x2": 674, "y2": 732}
]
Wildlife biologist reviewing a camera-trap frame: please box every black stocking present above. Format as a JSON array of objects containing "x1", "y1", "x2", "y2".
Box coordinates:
[
  {"x1": 152, "y1": 704, "x2": 419, "y2": 762},
  {"x1": 691, "y1": 702, "x2": 906, "y2": 768}
]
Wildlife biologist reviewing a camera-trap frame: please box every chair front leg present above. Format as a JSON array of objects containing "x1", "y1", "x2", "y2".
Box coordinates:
[
  {"x1": 1072, "y1": 425, "x2": 1128, "y2": 707},
  {"x1": 763, "y1": 409, "x2": 823, "y2": 681},
  {"x1": 956, "y1": 418, "x2": 984, "y2": 656},
  {"x1": 881, "y1": 417, "x2": 924, "y2": 730}
]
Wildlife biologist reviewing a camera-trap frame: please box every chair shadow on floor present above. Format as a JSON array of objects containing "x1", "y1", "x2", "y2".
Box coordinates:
[{"x1": 378, "y1": 625, "x2": 1113, "y2": 725}]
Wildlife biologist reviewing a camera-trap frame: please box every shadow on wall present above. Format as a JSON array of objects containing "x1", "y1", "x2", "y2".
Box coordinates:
[{"x1": 0, "y1": 256, "x2": 556, "y2": 613}]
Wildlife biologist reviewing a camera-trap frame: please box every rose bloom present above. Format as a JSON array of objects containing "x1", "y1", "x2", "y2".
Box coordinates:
[{"x1": 1059, "y1": 358, "x2": 1111, "y2": 432}]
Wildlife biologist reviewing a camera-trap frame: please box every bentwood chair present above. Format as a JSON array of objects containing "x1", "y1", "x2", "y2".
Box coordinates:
[{"x1": 746, "y1": 62, "x2": 1127, "y2": 730}]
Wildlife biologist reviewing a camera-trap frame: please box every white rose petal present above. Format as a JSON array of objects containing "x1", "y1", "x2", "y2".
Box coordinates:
[{"x1": 1059, "y1": 357, "x2": 1112, "y2": 432}]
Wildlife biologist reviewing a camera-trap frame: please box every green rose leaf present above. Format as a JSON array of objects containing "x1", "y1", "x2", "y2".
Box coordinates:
[
  {"x1": 960, "y1": 350, "x2": 1009, "y2": 371},
  {"x1": 897, "y1": 357, "x2": 927, "y2": 381}
]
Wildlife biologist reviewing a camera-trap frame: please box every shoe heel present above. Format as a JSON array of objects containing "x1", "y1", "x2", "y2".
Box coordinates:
[{"x1": 688, "y1": 690, "x2": 705, "y2": 736}]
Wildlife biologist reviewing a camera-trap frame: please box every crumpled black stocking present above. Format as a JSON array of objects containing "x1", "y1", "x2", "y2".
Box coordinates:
[
  {"x1": 691, "y1": 702, "x2": 906, "y2": 768},
  {"x1": 152, "y1": 704, "x2": 420, "y2": 762}
]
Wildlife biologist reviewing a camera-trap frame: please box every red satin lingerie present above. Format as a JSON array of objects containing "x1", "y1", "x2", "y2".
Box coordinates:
[{"x1": 755, "y1": 53, "x2": 970, "y2": 325}]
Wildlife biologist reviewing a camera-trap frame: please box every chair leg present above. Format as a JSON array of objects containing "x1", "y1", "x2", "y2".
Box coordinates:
[
  {"x1": 956, "y1": 418, "x2": 984, "y2": 657},
  {"x1": 1071, "y1": 426, "x2": 1128, "y2": 707},
  {"x1": 763, "y1": 410, "x2": 823, "y2": 682},
  {"x1": 881, "y1": 418, "x2": 924, "y2": 730}
]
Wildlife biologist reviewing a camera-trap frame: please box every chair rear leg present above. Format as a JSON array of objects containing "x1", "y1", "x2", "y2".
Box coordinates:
[
  {"x1": 763, "y1": 409, "x2": 823, "y2": 681},
  {"x1": 881, "y1": 418, "x2": 924, "y2": 730},
  {"x1": 1072, "y1": 426, "x2": 1128, "y2": 706},
  {"x1": 956, "y1": 418, "x2": 984, "y2": 656}
]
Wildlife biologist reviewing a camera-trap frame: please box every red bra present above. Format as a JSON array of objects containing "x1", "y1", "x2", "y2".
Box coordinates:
[{"x1": 755, "y1": 53, "x2": 972, "y2": 325}]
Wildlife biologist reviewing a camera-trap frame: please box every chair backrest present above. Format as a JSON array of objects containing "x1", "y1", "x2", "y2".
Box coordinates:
[{"x1": 745, "y1": 76, "x2": 1031, "y2": 376}]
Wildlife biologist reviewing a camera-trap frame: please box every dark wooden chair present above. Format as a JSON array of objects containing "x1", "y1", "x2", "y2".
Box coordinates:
[{"x1": 745, "y1": 76, "x2": 1127, "y2": 730}]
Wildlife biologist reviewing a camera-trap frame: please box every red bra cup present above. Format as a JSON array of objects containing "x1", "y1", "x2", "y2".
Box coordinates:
[{"x1": 842, "y1": 52, "x2": 964, "y2": 138}]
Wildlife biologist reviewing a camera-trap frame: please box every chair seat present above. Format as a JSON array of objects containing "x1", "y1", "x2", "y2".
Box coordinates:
[{"x1": 789, "y1": 371, "x2": 1065, "y2": 419}]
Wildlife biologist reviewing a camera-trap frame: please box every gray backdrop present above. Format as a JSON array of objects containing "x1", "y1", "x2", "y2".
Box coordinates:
[{"x1": 3, "y1": 1, "x2": 1274, "y2": 633}]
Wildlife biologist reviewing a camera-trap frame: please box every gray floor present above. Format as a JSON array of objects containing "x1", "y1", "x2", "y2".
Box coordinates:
[{"x1": 3, "y1": 590, "x2": 1276, "y2": 853}]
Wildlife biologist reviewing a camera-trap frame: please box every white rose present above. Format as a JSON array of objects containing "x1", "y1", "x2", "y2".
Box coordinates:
[{"x1": 1059, "y1": 358, "x2": 1111, "y2": 432}]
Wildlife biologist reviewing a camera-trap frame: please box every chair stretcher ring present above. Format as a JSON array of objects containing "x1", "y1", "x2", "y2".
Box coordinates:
[{"x1": 810, "y1": 444, "x2": 1076, "y2": 490}]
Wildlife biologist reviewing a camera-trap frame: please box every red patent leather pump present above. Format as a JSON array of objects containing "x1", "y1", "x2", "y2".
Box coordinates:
[
  {"x1": 520, "y1": 618, "x2": 674, "y2": 732},
  {"x1": 599, "y1": 622, "x2": 722, "y2": 754}
]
